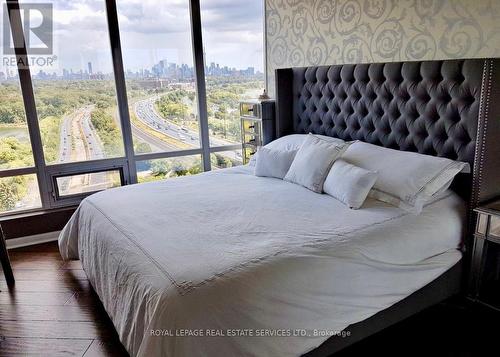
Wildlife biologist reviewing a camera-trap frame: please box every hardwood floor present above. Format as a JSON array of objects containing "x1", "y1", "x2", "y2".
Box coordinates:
[
  {"x1": 0, "y1": 242, "x2": 128, "y2": 357},
  {"x1": 2, "y1": 242, "x2": 499, "y2": 356}
]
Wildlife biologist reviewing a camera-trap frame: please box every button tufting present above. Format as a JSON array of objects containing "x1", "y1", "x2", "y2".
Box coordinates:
[{"x1": 291, "y1": 60, "x2": 479, "y2": 170}]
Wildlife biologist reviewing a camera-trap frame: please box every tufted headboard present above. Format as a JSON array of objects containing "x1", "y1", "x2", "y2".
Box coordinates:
[
  {"x1": 275, "y1": 59, "x2": 500, "y2": 202},
  {"x1": 275, "y1": 58, "x2": 500, "y2": 252}
]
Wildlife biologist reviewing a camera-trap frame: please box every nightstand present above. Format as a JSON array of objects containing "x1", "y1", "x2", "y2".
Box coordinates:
[
  {"x1": 240, "y1": 100, "x2": 275, "y2": 164},
  {"x1": 468, "y1": 199, "x2": 500, "y2": 309}
]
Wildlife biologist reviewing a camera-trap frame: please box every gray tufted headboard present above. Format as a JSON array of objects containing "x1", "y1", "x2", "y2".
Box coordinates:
[
  {"x1": 275, "y1": 58, "x2": 500, "y2": 252},
  {"x1": 275, "y1": 59, "x2": 499, "y2": 202}
]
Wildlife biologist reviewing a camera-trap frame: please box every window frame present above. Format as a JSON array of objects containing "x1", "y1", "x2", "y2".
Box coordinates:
[
  {"x1": 46, "y1": 158, "x2": 129, "y2": 206},
  {"x1": 0, "y1": 0, "x2": 265, "y2": 217}
]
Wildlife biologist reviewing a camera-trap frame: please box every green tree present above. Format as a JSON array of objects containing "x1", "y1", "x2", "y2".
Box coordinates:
[
  {"x1": 90, "y1": 108, "x2": 123, "y2": 156},
  {"x1": 0, "y1": 181, "x2": 17, "y2": 211}
]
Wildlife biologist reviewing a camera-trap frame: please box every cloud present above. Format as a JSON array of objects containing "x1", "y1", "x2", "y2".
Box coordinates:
[
  {"x1": 201, "y1": 0, "x2": 263, "y2": 31},
  {"x1": 23, "y1": 0, "x2": 264, "y2": 73}
]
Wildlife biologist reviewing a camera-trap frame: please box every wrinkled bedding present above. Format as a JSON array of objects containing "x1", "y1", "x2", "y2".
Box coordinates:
[{"x1": 59, "y1": 165, "x2": 464, "y2": 356}]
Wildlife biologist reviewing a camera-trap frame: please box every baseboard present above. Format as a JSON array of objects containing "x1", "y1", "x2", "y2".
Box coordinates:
[{"x1": 6, "y1": 231, "x2": 60, "y2": 250}]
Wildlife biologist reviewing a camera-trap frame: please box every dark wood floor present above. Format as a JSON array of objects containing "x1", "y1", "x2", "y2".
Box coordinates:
[
  {"x1": 2, "y1": 242, "x2": 499, "y2": 356},
  {"x1": 0, "y1": 242, "x2": 128, "y2": 357}
]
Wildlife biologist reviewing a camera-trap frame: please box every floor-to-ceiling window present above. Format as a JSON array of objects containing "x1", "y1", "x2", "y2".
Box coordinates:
[
  {"x1": 200, "y1": 0, "x2": 265, "y2": 144},
  {"x1": 0, "y1": 0, "x2": 264, "y2": 214},
  {"x1": 22, "y1": 0, "x2": 125, "y2": 198},
  {"x1": 201, "y1": 0, "x2": 265, "y2": 168},
  {"x1": 116, "y1": 0, "x2": 203, "y2": 182}
]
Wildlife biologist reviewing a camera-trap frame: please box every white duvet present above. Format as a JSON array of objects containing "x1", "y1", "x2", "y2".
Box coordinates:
[{"x1": 59, "y1": 166, "x2": 464, "y2": 357}]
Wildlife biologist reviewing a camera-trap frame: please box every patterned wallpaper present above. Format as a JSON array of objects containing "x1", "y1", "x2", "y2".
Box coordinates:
[{"x1": 265, "y1": 0, "x2": 500, "y2": 94}]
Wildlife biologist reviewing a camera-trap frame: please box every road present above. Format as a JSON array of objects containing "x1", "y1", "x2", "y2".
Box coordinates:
[
  {"x1": 134, "y1": 98, "x2": 199, "y2": 147},
  {"x1": 56, "y1": 96, "x2": 242, "y2": 192},
  {"x1": 57, "y1": 106, "x2": 112, "y2": 196},
  {"x1": 133, "y1": 97, "x2": 242, "y2": 162},
  {"x1": 16, "y1": 107, "x2": 108, "y2": 209},
  {"x1": 130, "y1": 121, "x2": 179, "y2": 152}
]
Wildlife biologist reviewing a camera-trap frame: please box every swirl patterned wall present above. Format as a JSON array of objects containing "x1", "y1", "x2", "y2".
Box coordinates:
[{"x1": 266, "y1": 0, "x2": 500, "y2": 94}]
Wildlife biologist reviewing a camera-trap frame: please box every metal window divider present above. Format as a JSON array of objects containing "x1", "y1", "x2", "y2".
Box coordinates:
[
  {"x1": 6, "y1": 0, "x2": 52, "y2": 208},
  {"x1": 105, "y1": 0, "x2": 138, "y2": 184},
  {"x1": 189, "y1": 0, "x2": 212, "y2": 172}
]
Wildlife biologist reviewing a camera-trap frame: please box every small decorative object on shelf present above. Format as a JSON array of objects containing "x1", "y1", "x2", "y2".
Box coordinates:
[
  {"x1": 258, "y1": 89, "x2": 270, "y2": 100},
  {"x1": 240, "y1": 99, "x2": 275, "y2": 164},
  {"x1": 469, "y1": 199, "x2": 500, "y2": 310}
]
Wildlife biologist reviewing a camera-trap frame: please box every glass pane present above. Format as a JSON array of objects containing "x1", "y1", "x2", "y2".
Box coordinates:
[
  {"x1": 136, "y1": 155, "x2": 202, "y2": 183},
  {"x1": 55, "y1": 170, "x2": 122, "y2": 197},
  {"x1": 490, "y1": 216, "x2": 500, "y2": 238},
  {"x1": 477, "y1": 214, "x2": 488, "y2": 234},
  {"x1": 20, "y1": 0, "x2": 125, "y2": 164},
  {"x1": 116, "y1": 0, "x2": 201, "y2": 154},
  {"x1": 0, "y1": 79, "x2": 34, "y2": 170},
  {"x1": 0, "y1": 174, "x2": 41, "y2": 214},
  {"x1": 210, "y1": 151, "x2": 243, "y2": 169},
  {"x1": 201, "y1": 0, "x2": 265, "y2": 145}
]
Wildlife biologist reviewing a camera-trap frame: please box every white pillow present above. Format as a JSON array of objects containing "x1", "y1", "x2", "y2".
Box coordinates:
[
  {"x1": 323, "y1": 160, "x2": 378, "y2": 209},
  {"x1": 266, "y1": 134, "x2": 345, "y2": 151},
  {"x1": 254, "y1": 147, "x2": 297, "y2": 179},
  {"x1": 284, "y1": 134, "x2": 348, "y2": 193},
  {"x1": 249, "y1": 134, "x2": 346, "y2": 166},
  {"x1": 341, "y1": 141, "x2": 469, "y2": 213}
]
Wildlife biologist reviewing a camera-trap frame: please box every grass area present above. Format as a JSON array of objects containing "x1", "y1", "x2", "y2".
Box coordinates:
[
  {"x1": 0, "y1": 123, "x2": 29, "y2": 130},
  {"x1": 90, "y1": 107, "x2": 125, "y2": 157},
  {"x1": 39, "y1": 115, "x2": 62, "y2": 164}
]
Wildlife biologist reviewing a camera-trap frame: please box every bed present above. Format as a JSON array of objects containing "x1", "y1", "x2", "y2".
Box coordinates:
[{"x1": 59, "y1": 58, "x2": 500, "y2": 356}]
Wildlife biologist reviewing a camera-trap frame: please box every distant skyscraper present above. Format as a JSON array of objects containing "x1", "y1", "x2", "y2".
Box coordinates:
[{"x1": 88, "y1": 62, "x2": 93, "y2": 75}]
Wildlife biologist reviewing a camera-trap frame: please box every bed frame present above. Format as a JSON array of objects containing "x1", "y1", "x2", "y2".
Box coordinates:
[{"x1": 273, "y1": 58, "x2": 500, "y2": 355}]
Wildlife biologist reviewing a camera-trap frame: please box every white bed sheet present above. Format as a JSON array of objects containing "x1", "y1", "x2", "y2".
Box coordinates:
[{"x1": 59, "y1": 165, "x2": 464, "y2": 357}]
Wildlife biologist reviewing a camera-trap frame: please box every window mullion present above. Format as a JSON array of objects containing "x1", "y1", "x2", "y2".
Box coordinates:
[
  {"x1": 104, "y1": 0, "x2": 137, "y2": 184},
  {"x1": 189, "y1": 0, "x2": 211, "y2": 171},
  {"x1": 6, "y1": 0, "x2": 51, "y2": 208}
]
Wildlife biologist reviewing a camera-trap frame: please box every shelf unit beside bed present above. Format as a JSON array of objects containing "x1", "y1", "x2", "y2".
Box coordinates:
[
  {"x1": 240, "y1": 100, "x2": 275, "y2": 164},
  {"x1": 469, "y1": 200, "x2": 500, "y2": 310}
]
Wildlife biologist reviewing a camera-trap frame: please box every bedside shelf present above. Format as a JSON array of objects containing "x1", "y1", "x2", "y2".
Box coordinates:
[
  {"x1": 469, "y1": 199, "x2": 500, "y2": 310},
  {"x1": 239, "y1": 100, "x2": 275, "y2": 164}
]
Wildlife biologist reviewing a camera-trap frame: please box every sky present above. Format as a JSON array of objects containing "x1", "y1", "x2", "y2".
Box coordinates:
[{"x1": 2, "y1": 0, "x2": 264, "y2": 74}]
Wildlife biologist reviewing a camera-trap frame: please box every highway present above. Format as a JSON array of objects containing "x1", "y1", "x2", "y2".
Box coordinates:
[
  {"x1": 55, "y1": 95, "x2": 242, "y2": 193},
  {"x1": 134, "y1": 98, "x2": 199, "y2": 147},
  {"x1": 133, "y1": 96, "x2": 242, "y2": 162},
  {"x1": 131, "y1": 121, "x2": 179, "y2": 152},
  {"x1": 57, "y1": 106, "x2": 112, "y2": 196}
]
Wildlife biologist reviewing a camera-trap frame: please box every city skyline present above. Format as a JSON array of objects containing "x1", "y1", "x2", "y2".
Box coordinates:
[{"x1": 0, "y1": 58, "x2": 263, "y2": 82}]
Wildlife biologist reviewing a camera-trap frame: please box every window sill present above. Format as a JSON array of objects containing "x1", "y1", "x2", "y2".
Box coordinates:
[{"x1": 0, "y1": 206, "x2": 78, "y2": 240}]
